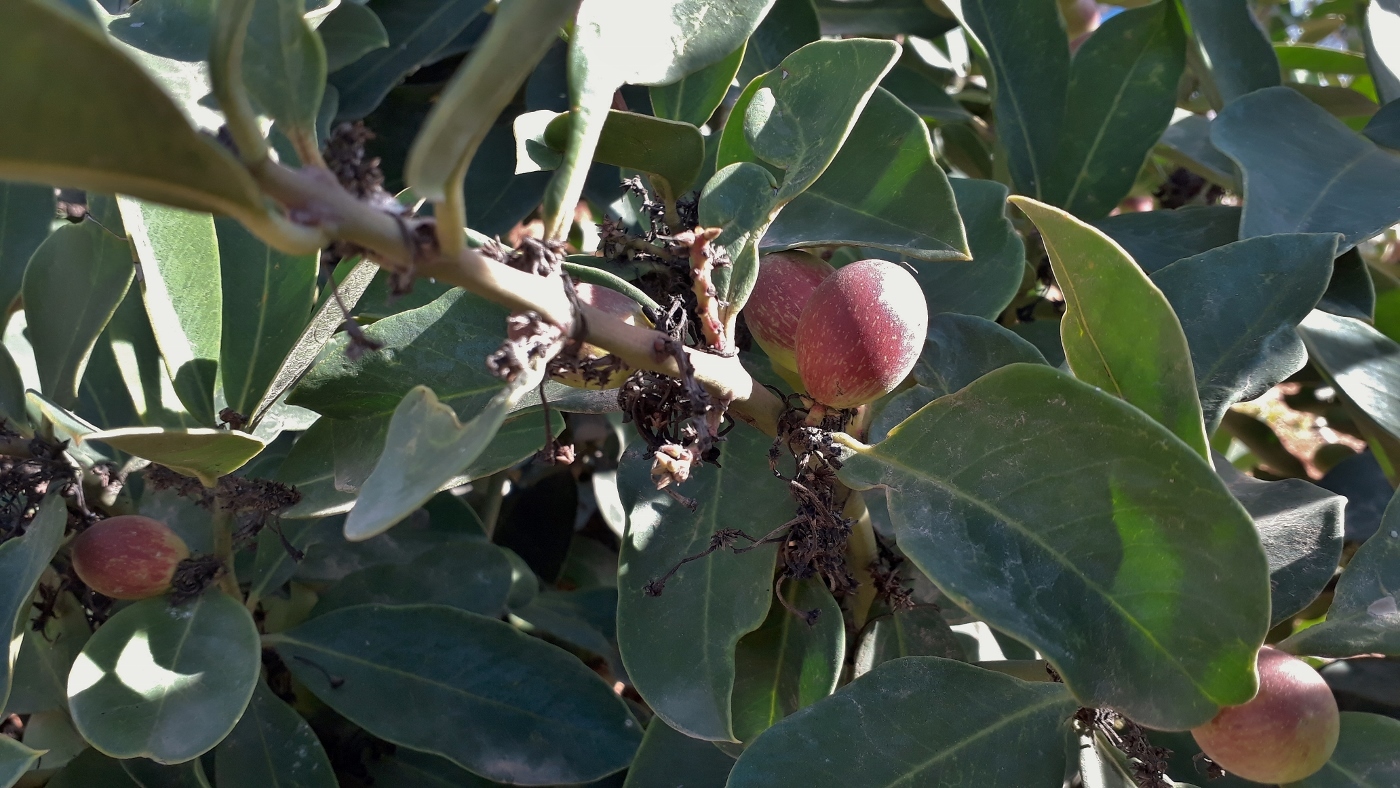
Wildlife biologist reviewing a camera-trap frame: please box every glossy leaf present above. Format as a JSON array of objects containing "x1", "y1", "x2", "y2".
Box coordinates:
[
  {"x1": 5, "y1": 590, "x2": 91, "y2": 715},
  {"x1": 732, "y1": 579, "x2": 844, "y2": 744},
  {"x1": 1285, "y1": 712, "x2": 1400, "y2": 788},
  {"x1": 697, "y1": 163, "x2": 778, "y2": 306},
  {"x1": 1045, "y1": 1, "x2": 1186, "y2": 220},
  {"x1": 728, "y1": 657, "x2": 1076, "y2": 787},
  {"x1": 0, "y1": 495, "x2": 66, "y2": 711},
  {"x1": 1212, "y1": 86, "x2": 1400, "y2": 250},
  {"x1": 118, "y1": 198, "x2": 222, "y2": 425},
  {"x1": 244, "y1": 0, "x2": 326, "y2": 138},
  {"x1": 1214, "y1": 456, "x2": 1345, "y2": 626},
  {"x1": 214, "y1": 681, "x2": 336, "y2": 788},
  {"x1": 270, "y1": 604, "x2": 641, "y2": 784},
  {"x1": 737, "y1": 0, "x2": 818, "y2": 86},
  {"x1": 329, "y1": 0, "x2": 489, "y2": 120},
  {"x1": 1151, "y1": 233, "x2": 1337, "y2": 432},
  {"x1": 652, "y1": 43, "x2": 746, "y2": 128},
  {"x1": 0, "y1": 735, "x2": 43, "y2": 787},
  {"x1": 853, "y1": 606, "x2": 966, "y2": 679},
  {"x1": 318, "y1": 1, "x2": 389, "y2": 71},
  {"x1": 1011, "y1": 197, "x2": 1209, "y2": 458},
  {"x1": 1365, "y1": 99, "x2": 1400, "y2": 150},
  {"x1": 812, "y1": 0, "x2": 956, "y2": 37},
  {"x1": 622, "y1": 718, "x2": 735, "y2": 788},
  {"x1": 1179, "y1": 0, "x2": 1280, "y2": 105},
  {"x1": 1275, "y1": 44, "x2": 1370, "y2": 75},
  {"x1": 838, "y1": 364, "x2": 1269, "y2": 730},
  {"x1": 22, "y1": 221, "x2": 134, "y2": 407},
  {"x1": 0, "y1": 1, "x2": 266, "y2": 219},
  {"x1": 46, "y1": 749, "x2": 142, "y2": 788},
  {"x1": 1298, "y1": 311, "x2": 1400, "y2": 448},
  {"x1": 1094, "y1": 206, "x2": 1240, "y2": 274},
  {"x1": 68, "y1": 593, "x2": 261, "y2": 764},
  {"x1": 79, "y1": 427, "x2": 265, "y2": 486},
  {"x1": 948, "y1": 0, "x2": 1069, "y2": 199},
  {"x1": 121, "y1": 758, "x2": 212, "y2": 788},
  {"x1": 909, "y1": 178, "x2": 1026, "y2": 320},
  {"x1": 0, "y1": 182, "x2": 54, "y2": 319},
  {"x1": 617, "y1": 425, "x2": 790, "y2": 742},
  {"x1": 1281, "y1": 489, "x2": 1400, "y2": 658},
  {"x1": 544, "y1": 110, "x2": 706, "y2": 195},
  {"x1": 761, "y1": 87, "x2": 969, "y2": 261},
  {"x1": 313, "y1": 539, "x2": 512, "y2": 615}
]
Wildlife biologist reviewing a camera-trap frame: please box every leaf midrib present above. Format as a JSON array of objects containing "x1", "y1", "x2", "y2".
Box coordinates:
[{"x1": 883, "y1": 692, "x2": 1071, "y2": 786}]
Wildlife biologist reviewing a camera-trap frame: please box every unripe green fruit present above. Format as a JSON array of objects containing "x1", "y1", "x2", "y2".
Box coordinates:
[
  {"x1": 1190, "y1": 646, "x2": 1339, "y2": 784},
  {"x1": 553, "y1": 283, "x2": 647, "y2": 389},
  {"x1": 794, "y1": 259, "x2": 927, "y2": 409},
  {"x1": 71, "y1": 515, "x2": 190, "y2": 600},
  {"x1": 746, "y1": 250, "x2": 836, "y2": 373}
]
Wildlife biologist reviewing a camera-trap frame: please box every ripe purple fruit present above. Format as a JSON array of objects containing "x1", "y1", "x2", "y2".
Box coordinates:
[
  {"x1": 746, "y1": 250, "x2": 836, "y2": 373},
  {"x1": 794, "y1": 259, "x2": 927, "y2": 409}
]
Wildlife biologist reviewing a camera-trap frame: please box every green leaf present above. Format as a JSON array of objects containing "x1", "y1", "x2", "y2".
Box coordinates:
[
  {"x1": 0, "y1": 495, "x2": 67, "y2": 712},
  {"x1": 622, "y1": 718, "x2": 735, "y2": 788},
  {"x1": 736, "y1": 0, "x2": 818, "y2": 87},
  {"x1": 1365, "y1": 0, "x2": 1400, "y2": 105},
  {"x1": 1214, "y1": 456, "x2": 1344, "y2": 627},
  {"x1": 214, "y1": 681, "x2": 336, "y2": 788},
  {"x1": 288, "y1": 287, "x2": 508, "y2": 420},
  {"x1": 404, "y1": 0, "x2": 575, "y2": 207},
  {"x1": 0, "y1": 182, "x2": 55, "y2": 320},
  {"x1": 46, "y1": 749, "x2": 141, "y2": 788},
  {"x1": 366, "y1": 749, "x2": 500, "y2": 787},
  {"x1": 761, "y1": 87, "x2": 970, "y2": 261},
  {"x1": 1158, "y1": 113, "x2": 1237, "y2": 187},
  {"x1": 1284, "y1": 712, "x2": 1400, "y2": 787},
  {"x1": 215, "y1": 218, "x2": 316, "y2": 419},
  {"x1": 812, "y1": 0, "x2": 957, "y2": 37},
  {"x1": 1094, "y1": 205, "x2": 1240, "y2": 274},
  {"x1": 329, "y1": 0, "x2": 489, "y2": 120},
  {"x1": 1044, "y1": 1, "x2": 1186, "y2": 220},
  {"x1": 543, "y1": 110, "x2": 707, "y2": 195},
  {"x1": 312, "y1": 539, "x2": 512, "y2": 615},
  {"x1": 244, "y1": 0, "x2": 327, "y2": 139},
  {"x1": 880, "y1": 48, "x2": 973, "y2": 125},
  {"x1": 1011, "y1": 197, "x2": 1209, "y2": 458},
  {"x1": 947, "y1": 0, "x2": 1069, "y2": 198},
  {"x1": 121, "y1": 758, "x2": 212, "y2": 788},
  {"x1": 905, "y1": 178, "x2": 1025, "y2": 321},
  {"x1": 79, "y1": 427, "x2": 265, "y2": 486},
  {"x1": 318, "y1": 2, "x2": 388, "y2": 71},
  {"x1": 67, "y1": 593, "x2": 261, "y2": 764},
  {"x1": 698, "y1": 163, "x2": 779, "y2": 305},
  {"x1": 728, "y1": 658, "x2": 1076, "y2": 787},
  {"x1": 1364, "y1": 99, "x2": 1400, "y2": 150},
  {"x1": 1281, "y1": 489, "x2": 1400, "y2": 658},
  {"x1": 1152, "y1": 233, "x2": 1338, "y2": 432},
  {"x1": 838, "y1": 364, "x2": 1269, "y2": 730},
  {"x1": 117, "y1": 198, "x2": 222, "y2": 426},
  {"x1": 5, "y1": 590, "x2": 91, "y2": 715},
  {"x1": 0, "y1": 735, "x2": 43, "y2": 787},
  {"x1": 1179, "y1": 0, "x2": 1280, "y2": 105},
  {"x1": 0, "y1": 1, "x2": 267, "y2": 220},
  {"x1": 1298, "y1": 311, "x2": 1400, "y2": 450},
  {"x1": 270, "y1": 604, "x2": 641, "y2": 784},
  {"x1": 617, "y1": 425, "x2": 790, "y2": 742},
  {"x1": 1212, "y1": 86, "x2": 1400, "y2": 250},
  {"x1": 852, "y1": 606, "x2": 967, "y2": 678},
  {"x1": 732, "y1": 579, "x2": 844, "y2": 744},
  {"x1": 652, "y1": 42, "x2": 746, "y2": 128},
  {"x1": 1275, "y1": 44, "x2": 1371, "y2": 75},
  {"x1": 21, "y1": 221, "x2": 134, "y2": 408}
]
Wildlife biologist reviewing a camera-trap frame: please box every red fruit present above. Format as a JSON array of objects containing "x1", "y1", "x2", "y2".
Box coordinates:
[
  {"x1": 1190, "y1": 646, "x2": 1340, "y2": 783},
  {"x1": 746, "y1": 250, "x2": 836, "y2": 372},
  {"x1": 71, "y1": 515, "x2": 190, "y2": 600},
  {"x1": 795, "y1": 259, "x2": 927, "y2": 409},
  {"x1": 554, "y1": 283, "x2": 647, "y2": 389}
]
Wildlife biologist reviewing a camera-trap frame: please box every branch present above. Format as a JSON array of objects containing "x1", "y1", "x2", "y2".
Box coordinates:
[{"x1": 249, "y1": 160, "x2": 783, "y2": 435}]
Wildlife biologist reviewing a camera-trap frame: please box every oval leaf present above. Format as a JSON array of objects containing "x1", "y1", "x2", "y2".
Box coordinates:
[
  {"x1": 0, "y1": 181, "x2": 56, "y2": 320},
  {"x1": 622, "y1": 718, "x2": 735, "y2": 788},
  {"x1": 1179, "y1": 0, "x2": 1281, "y2": 105},
  {"x1": 1298, "y1": 311, "x2": 1400, "y2": 449},
  {"x1": 651, "y1": 42, "x2": 747, "y2": 128},
  {"x1": 214, "y1": 681, "x2": 336, "y2": 788},
  {"x1": 544, "y1": 110, "x2": 706, "y2": 195},
  {"x1": 853, "y1": 606, "x2": 967, "y2": 678},
  {"x1": 79, "y1": 427, "x2": 265, "y2": 487},
  {"x1": 0, "y1": 494, "x2": 67, "y2": 711}
]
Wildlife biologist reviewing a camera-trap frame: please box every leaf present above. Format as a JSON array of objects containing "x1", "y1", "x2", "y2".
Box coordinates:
[
  {"x1": 21, "y1": 221, "x2": 134, "y2": 408},
  {"x1": 1158, "y1": 113, "x2": 1237, "y2": 186},
  {"x1": 1298, "y1": 311, "x2": 1400, "y2": 450},
  {"x1": 947, "y1": 0, "x2": 1069, "y2": 199},
  {"x1": 5, "y1": 590, "x2": 91, "y2": 715},
  {"x1": 0, "y1": 1, "x2": 267, "y2": 220},
  {"x1": 736, "y1": 0, "x2": 818, "y2": 87},
  {"x1": 0, "y1": 182, "x2": 55, "y2": 319},
  {"x1": 622, "y1": 717, "x2": 735, "y2": 788},
  {"x1": 731, "y1": 579, "x2": 845, "y2": 744},
  {"x1": 727, "y1": 657, "x2": 1076, "y2": 787},
  {"x1": 1284, "y1": 712, "x2": 1400, "y2": 787},
  {"x1": 329, "y1": 0, "x2": 489, "y2": 120},
  {"x1": 403, "y1": 0, "x2": 575, "y2": 207},
  {"x1": 46, "y1": 749, "x2": 141, "y2": 788},
  {"x1": 312, "y1": 539, "x2": 512, "y2": 615},
  {"x1": 318, "y1": 2, "x2": 388, "y2": 71},
  {"x1": 67, "y1": 593, "x2": 261, "y2": 764},
  {"x1": 1044, "y1": 1, "x2": 1186, "y2": 220},
  {"x1": 121, "y1": 758, "x2": 212, "y2": 788},
  {"x1": 652, "y1": 42, "x2": 746, "y2": 128},
  {"x1": 1151, "y1": 233, "x2": 1338, "y2": 432},
  {"x1": 1093, "y1": 205, "x2": 1240, "y2": 274},
  {"x1": 907, "y1": 178, "x2": 1026, "y2": 321},
  {"x1": 880, "y1": 48, "x2": 973, "y2": 125},
  {"x1": 1214, "y1": 456, "x2": 1345, "y2": 626},
  {"x1": 288, "y1": 287, "x2": 509, "y2": 420},
  {"x1": 244, "y1": 0, "x2": 327, "y2": 138},
  {"x1": 543, "y1": 110, "x2": 707, "y2": 195},
  {"x1": 1179, "y1": 0, "x2": 1280, "y2": 105},
  {"x1": 215, "y1": 218, "x2": 316, "y2": 419},
  {"x1": 0, "y1": 735, "x2": 43, "y2": 786},
  {"x1": 118, "y1": 198, "x2": 222, "y2": 425},
  {"x1": 270, "y1": 604, "x2": 641, "y2": 784},
  {"x1": 1212, "y1": 86, "x2": 1400, "y2": 251},
  {"x1": 366, "y1": 749, "x2": 501, "y2": 788},
  {"x1": 1275, "y1": 44, "x2": 1371, "y2": 75},
  {"x1": 1365, "y1": 98, "x2": 1400, "y2": 150},
  {"x1": 811, "y1": 0, "x2": 957, "y2": 37},
  {"x1": 1365, "y1": 0, "x2": 1400, "y2": 105},
  {"x1": 760, "y1": 87, "x2": 969, "y2": 261},
  {"x1": 1281, "y1": 490, "x2": 1400, "y2": 658},
  {"x1": 79, "y1": 427, "x2": 265, "y2": 486},
  {"x1": 852, "y1": 606, "x2": 966, "y2": 679},
  {"x1": 838, "y1": 364, "x2": 1270, "y2": 730},
  {"x1": 0, "y1": 495, "x2": 67, "y2": 712},
  {"x1": 616, "y1": 425, "x2": 791, "y2": 742},
  {"x1": 214, "y1": 681, "x2": 336, "y2": 788},
  {"x1": 1011, "y1": 197, "x2": 1209, "y2": 458}
]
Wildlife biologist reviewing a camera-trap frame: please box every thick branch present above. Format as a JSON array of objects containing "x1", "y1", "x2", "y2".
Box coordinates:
[{"x1": 250, "y1": 160, "x2": 783, "y2": 435}]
